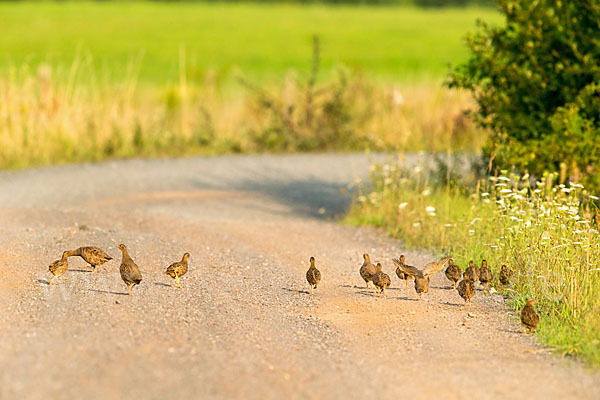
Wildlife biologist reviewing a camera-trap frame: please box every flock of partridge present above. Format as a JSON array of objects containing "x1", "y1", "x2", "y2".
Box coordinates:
[
  {"x1": 47, "y1": 245, "x2": 539, "y2": 333},
  {"x1": 47, "y1": 244, "x2": 188, "y2": 294},
  {"x1": 306, "y1": 253, "x2": 540, "y2": 334}
]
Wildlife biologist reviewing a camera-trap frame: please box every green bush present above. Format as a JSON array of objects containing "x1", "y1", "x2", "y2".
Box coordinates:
[{"x1": 448, "y1": 0, "x2": 600, "y2": 192}]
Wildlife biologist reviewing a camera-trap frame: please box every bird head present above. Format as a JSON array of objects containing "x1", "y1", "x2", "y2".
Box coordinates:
[
  {"x1": 526, "y1": 298, "x2": 536, "y2": 306},
  {"x1": 376, "y1": 262, "x2": 382, "y2": 272},
  {"x1": 61, "y1": 250, "x2": 71, "y2": 259},
  {"x1": 399, "y1": 254, "x2": 405, "y2": 263},
  {"x1": 309, "y1": 256, "x2": 315, "y2": 265},
  {"x1": 481, "y1": 259, "x2": 488, "y2": 267},
  {"x1": 363, "y1": 253, "x2": 370, "y2": 262},
  {"x1": 117, "y1": 244, "x2": 127, "y2": 252},
  {"x1": 501, "y1": 264, "x2": 508, "y2": 270},
  {"x1": 448, "y1": 258, "x2": 454, "y2": 265},
  {"x1": 182, "y1": 252, "x2": 190, "y2": 261},
  {"x1": 468, "y1": 260, "x2": 475, "y2": 267}
]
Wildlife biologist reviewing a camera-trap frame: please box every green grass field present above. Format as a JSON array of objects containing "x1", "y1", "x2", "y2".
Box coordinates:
[{"x1": 0, "y1": 1, "x2": 501, "y2": 85}]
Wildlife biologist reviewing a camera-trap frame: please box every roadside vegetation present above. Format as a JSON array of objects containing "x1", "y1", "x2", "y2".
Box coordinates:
[
  {"x1": 348, "y1": 0, "x2": 600, "y2": 366},
  {"x1": 346, "y1": 158, "x2": 600, "y2": 365}
]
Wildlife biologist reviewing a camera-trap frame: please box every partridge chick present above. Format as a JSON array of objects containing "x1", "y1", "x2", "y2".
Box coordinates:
[
  {"x1": 464, "y1": 260, "x2": 479, "y2": 282},
  {"x1": 372, "y1": 263, "x2": 391, "y2": 296},
  {"x1": 444, "y1": 258, "x2": 461, "y2": 289},
  {"x1": 521, "y1": 299, "x2": 539, "y2": 333},
  {"x1": 479, "y1": 259, "x2": 492, "y2": 290},
  {"x1": 48, "y1": 251, "x2": 70, "y2": 285},
  {"x1": 166, "y1": 252, "x2": 190, "y2": 289},
  {"x1": 305, "y1": 256, "x2": 321, "y2": 295},
  {"x1": 499, "y1": 264, "x2": 512, "y2": 285},
  {"x1": 457, "y1": 274, "x2": 475, "y2": 306}
]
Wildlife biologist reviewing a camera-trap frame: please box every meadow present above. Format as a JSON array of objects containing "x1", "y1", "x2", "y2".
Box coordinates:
[
  {"x1": 346, "y1": 158, "x2": 600, "y2": 366},
  {"x1": 0, "y1": 2, "x2": 502, "y2": 84}
]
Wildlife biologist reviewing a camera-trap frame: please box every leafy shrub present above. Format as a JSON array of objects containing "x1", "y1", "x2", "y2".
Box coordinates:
[
  {"x1": 448, "y1": 0, "x2": 600, "y2": 192},
  {"x1": 240, "y1": 36, "x2": 376, "y2": 152}
]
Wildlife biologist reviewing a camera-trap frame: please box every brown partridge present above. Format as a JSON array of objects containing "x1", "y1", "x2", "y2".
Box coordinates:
[
  {"x1": 394, "y1": 254, "x2": 415, "y2": 288},
  {"x1": 68, "y1": 246, "x2": 112, "y2": 272},
  {"x1": 118, "y1": 244, "x2": 142, "y2": 295},
  {"x1": 393, "y1": 256, "x2": 451, "y2": 300},
  {"x1": 359, "y1": 253, "x2": 377, "y2": 289}
]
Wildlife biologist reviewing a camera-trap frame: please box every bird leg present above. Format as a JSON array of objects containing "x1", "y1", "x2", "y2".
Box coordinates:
[
  {"x1": 49, "y1": 276, "x2": 57, "y2": 285},
  {"x1": 405, "y1": 279, "x2": 408, "y2": 288},
  {"x1": 418, "y1": 292, "x2": 423, "y2": 301},
  {"x1": 59, "y1": 276, "x2": 69, "y2": 280},
  {"x1": 174, "y1": 274, "x2": 183, "y2": 289},
  {"x1": 310, "y1": 285, "x2": 314, "y2": 296},
  {"x1": 92, "y1": 265, "x2": 99, "y2": 273},
  {"x1": 127, "y1": 284, "x2": 133, "y2": 296}
]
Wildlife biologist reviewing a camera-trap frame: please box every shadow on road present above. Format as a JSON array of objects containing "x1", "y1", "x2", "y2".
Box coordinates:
[
  {"x1": 88, "y1": 288, "x2": 128, "y2": 296},
  {"x1": 282, "y1": 287, "x2": 310, "y2": 295}
]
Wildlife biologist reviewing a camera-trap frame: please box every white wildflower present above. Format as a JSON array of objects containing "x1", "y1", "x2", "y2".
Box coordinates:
[{"x1": 398, "y1": 202, "x2": 409, "y2": 209}]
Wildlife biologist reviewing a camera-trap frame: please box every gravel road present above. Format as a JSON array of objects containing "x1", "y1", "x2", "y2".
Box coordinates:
[{"x1": 0, "y1": 153, "x2": 598, "y2": 399}]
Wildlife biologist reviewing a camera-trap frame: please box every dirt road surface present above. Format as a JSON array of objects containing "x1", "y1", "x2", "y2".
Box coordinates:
[{"x1": 0, "y1": 154, "x2": 598, "y2": 399}]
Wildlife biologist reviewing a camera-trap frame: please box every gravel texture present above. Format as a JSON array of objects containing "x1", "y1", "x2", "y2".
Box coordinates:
[{"x1": 0, "y1": 153, "x2": 598, "y2": 399}]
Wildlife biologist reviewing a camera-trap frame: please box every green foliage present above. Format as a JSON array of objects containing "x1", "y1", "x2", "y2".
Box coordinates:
[{"x1": 449, "y1": 0, "x2": 600, "y2": 191}]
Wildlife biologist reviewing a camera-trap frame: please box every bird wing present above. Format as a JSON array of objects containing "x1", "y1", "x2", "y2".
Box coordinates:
[
  {"x1": 422, "y1": 257, "x2": 451, "y2": 278},
  {"x1": 392, "y1": 258, "x2": 422, "y2": 278}
]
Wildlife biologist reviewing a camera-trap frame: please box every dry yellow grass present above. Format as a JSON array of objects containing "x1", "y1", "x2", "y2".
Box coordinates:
[{"x1": 0, "y1": 62, "x2": 484, "y2": 168}]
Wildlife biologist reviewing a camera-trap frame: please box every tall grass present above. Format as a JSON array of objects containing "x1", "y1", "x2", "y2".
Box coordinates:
[
  {"x1": 346, "y1": 157, "x2": 600, "y2": 365},
  {"x1": 0, "y1": 58, "x2": 483, "y2": 169}
]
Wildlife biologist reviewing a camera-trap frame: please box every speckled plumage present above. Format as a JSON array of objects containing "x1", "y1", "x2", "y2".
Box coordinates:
[
  {"x1": 118, "y1": 244, "x2": 142, "y2": 295},
  {"x1": 359, "y1": 253, "x2": 377, "y2": 289},
  {"x1": 479, "y1": 259, "x2": 492, "y2": 289},
  {"x1": 68, "y1": 246, "x2": 112, "y2": 272},
  {"x1": 372, "y1": 263, "x2": 391, "y2": 295},
  {"x1": 48, "y1": 251, "x2": 70, "y2": 285},
  {"x1": 393, "y1": 256, "x2": 451, "y2": 300},
  {"x1": 444, "y1": 258, "x2": 461, "y2": 289},
  {"x1": 166, "y1": 252, "x2": 189, "y2": 289},
  {"x1": 457, "y1": 277, "x2": 475, "y2": 305},
  {"x1": 464, "y1": 260, "x2": 479, "y2": 282},
  {"x1": 521, "y1": 299, "x2": 539, "y2": 333},
  {"x1": 499, "y1": 264, "x2": 512, "y2": 285},
  {"x1": 305, "y1": 256, "x2": 321, "y2": 295},
  {"x1": 394, "y1": 255, "x2": 415, "y2": 288}
]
